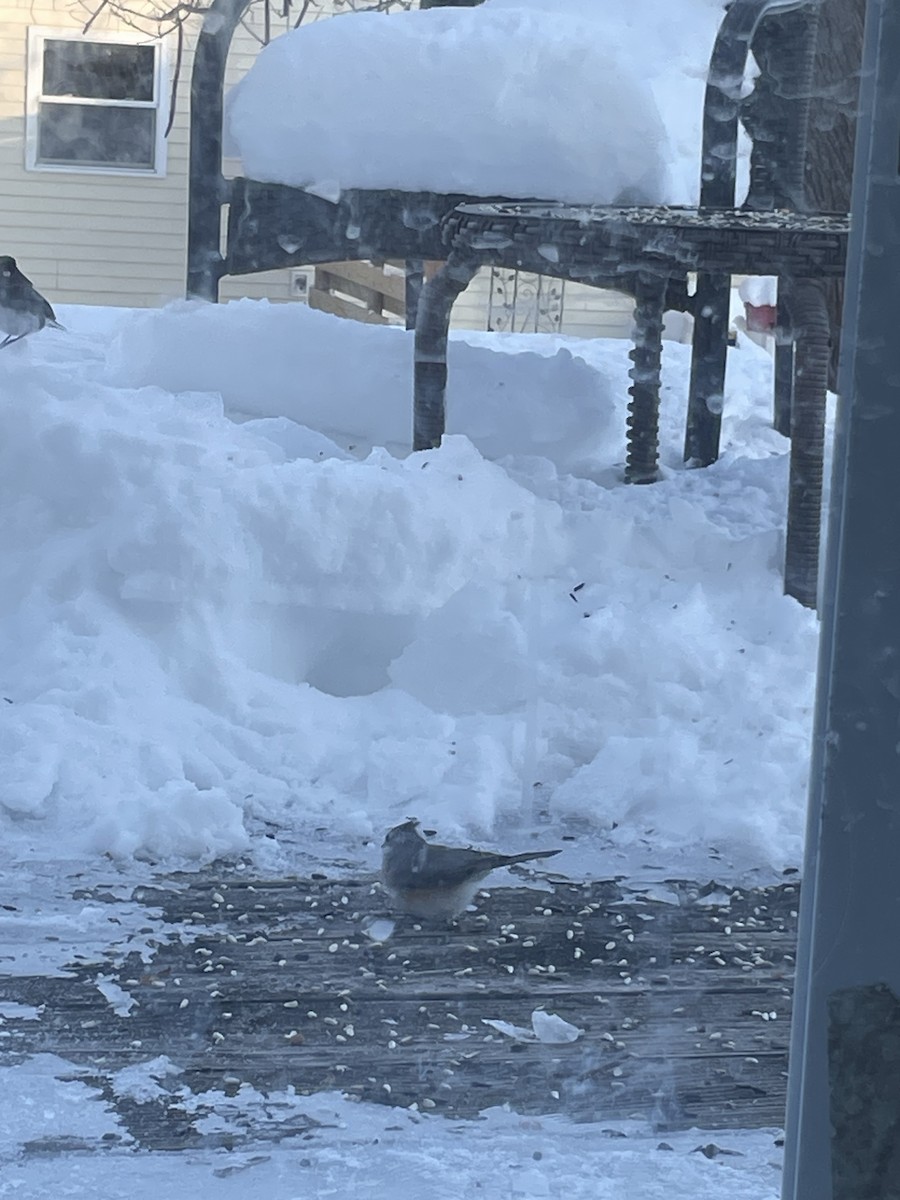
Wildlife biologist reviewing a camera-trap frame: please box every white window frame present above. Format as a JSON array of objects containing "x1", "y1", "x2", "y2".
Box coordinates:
[{"x1": 25, "y1": 27, "x2": 170, "y2": 177}]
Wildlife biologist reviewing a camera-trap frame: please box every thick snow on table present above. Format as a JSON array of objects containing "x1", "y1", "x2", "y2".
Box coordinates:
[{"x1": 227, "y1": 0, "x2": 737, "y2": 206}]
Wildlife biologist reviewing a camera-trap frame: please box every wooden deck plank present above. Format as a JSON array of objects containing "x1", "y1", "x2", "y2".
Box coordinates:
[{"x1": 0, "y1": 870, "x2": 799, "y2": 1150}]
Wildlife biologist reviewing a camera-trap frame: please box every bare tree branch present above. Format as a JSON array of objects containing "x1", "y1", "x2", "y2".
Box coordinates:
[
  {"x1": 76, "y1": 0, "x2": 414, "y2": 41},
  {"x1": 293, "y1": 0, "x2": 315, "y2": 30},
  {"x1": 70, "y1": 0, "x2": 423, "y2": 151},
  {"x1": 82, "y1": 0, "x2": 111, "y2": 34}
]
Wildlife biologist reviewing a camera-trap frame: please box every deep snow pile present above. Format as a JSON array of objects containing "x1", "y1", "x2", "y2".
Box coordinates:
[
  {"x1": 227, "y1": 0, "x2": 737, "y2": 206},
  {"x1": 0, "y1": 301, "x2": 817, "y2": 878}
]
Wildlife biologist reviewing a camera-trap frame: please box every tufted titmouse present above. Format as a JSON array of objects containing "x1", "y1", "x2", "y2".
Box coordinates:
[{"x1": 381, "y1": 818, "x2": 562, "y2": 919}]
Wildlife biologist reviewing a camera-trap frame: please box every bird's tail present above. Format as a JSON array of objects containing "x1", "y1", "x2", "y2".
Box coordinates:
[{"x1": 501, "y1": 848, "x2": 562, "y2": 868}]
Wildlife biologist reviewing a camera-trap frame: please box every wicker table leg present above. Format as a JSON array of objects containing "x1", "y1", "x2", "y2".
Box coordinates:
[
  {"x1": 683, "y1": 272, "x2": 730, "y2": 467},
  {"x1": 404, "y1": 259, "x2": 425, "y2": 330},
  {"x1": 413, "y1": 255, "x2": 479, "y2": 451},
  {"x1": 773, "y1": 336, "x2": 795, "y2": 437},
  {"x1": 626, "y1": 270, "x2": 667, "y2": 484},
  {"x1": 784, "y1": 278, "x2": 829, "y2": 609}
]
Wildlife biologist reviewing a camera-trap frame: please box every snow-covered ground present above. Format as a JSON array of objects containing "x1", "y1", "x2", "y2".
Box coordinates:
[
  {"x1": 1, "y1": 300, "x2": 817, "y2": 883},
  {"x1": 0, "y1": 1056, "x2": 785, "y2": 1200},
  {"x1": 0, "y1": 288, "x2": 815, "y2": 1196},
  {"x1": 0, "y1": 0, "x2": 829, "y2": 1190}
]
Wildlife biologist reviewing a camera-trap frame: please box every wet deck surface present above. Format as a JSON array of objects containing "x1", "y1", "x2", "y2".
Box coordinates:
[{"x1": 0, "y1": 868, "x2": 798, "y2": 1151}]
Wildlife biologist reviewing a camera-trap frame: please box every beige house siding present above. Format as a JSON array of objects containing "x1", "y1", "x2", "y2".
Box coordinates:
[
  {"x1": 0, "y1": 0, "x2": 191, "y2": 306},
  {"x1": 0, "y1": 0, "x2": 658, "y2": 341},
  {"x1": 0, "y1": 0, "x2": 308, "y2": 308}
]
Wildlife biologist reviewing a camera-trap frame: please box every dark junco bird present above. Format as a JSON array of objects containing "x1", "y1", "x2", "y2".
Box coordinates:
[
  {"x1": 0, "y1": 257, "x2": 64, "y2": 348},
  {"x1": 381, "y1": 818, "x2": 562, "y2": 919}
]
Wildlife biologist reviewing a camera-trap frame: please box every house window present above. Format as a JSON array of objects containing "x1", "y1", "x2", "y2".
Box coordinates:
[{"x1": 26, "y1": 29, "x2": 168, "y2": 175}]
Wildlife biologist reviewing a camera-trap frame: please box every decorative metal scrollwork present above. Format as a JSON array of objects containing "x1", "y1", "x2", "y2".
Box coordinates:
[{"x1": 486, "y1": 268, "x2": 566, "y2": 334}]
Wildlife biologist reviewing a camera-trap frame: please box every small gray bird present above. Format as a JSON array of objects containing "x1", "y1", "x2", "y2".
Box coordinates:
[
  {"x1": 0, "y1": 257, "x2": 64, "y2": 349},
  {"x1": 381, "y1": 818, "x2": 562, "y2": 919}
]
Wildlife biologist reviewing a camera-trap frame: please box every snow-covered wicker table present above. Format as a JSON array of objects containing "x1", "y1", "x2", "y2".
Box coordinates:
[
  {"x1": 187, "y1": 0, "x2": 846, "y2": 607},
  {"x1": 416, "y1": 201, "x2": 848, "y2": 608}
]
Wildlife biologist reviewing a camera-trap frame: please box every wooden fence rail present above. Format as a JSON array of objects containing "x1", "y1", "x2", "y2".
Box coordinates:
[{"x1": 309, "y1": 260, "x2": 409, "y2": 324}]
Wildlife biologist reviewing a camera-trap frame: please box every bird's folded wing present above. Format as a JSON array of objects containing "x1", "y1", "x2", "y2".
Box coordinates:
[{"x1": 411, "y1": 845, "x2": 499, "y2": 886}]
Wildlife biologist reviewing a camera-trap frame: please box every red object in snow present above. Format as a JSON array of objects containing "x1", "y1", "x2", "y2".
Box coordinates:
[{"x1": 744, "y1": 302, "x2": 778, "y2": 333}]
